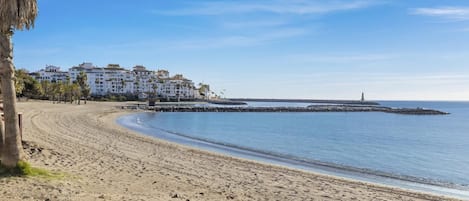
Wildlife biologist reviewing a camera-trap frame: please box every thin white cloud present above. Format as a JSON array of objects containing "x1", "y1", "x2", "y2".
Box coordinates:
[
  {"x1": 287, "y1": 53, "x2": 397, "y2": 63},
  {"x1": 154, "y1": 0, "x2": 381, "y2": 16},
  {"x1": 56, "y1": 27, "x2": 308, "y2": 52},
  {"x1": 221, "y1": 19, "x2": 289, "y2": 29},
  {"x1": 168, "y1": 28, "x2": 308, "y2": 49},
  {"x1": 412, "y1": 7, "x2": 469, "y2": 20}
]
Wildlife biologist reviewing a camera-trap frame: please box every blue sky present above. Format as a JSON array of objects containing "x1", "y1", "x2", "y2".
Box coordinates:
[{"x1": 13, "y1": 0, "x2": 469, "y2": 100}]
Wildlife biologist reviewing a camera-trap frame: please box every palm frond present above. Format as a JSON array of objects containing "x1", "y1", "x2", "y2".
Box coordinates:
[{"x1": 0, "y1": 0, "x2": 38, "y2": 32}]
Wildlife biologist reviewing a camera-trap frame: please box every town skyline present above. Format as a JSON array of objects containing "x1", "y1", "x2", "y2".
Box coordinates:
[{"x1": 13, "y1": 0, "x2": 469, "y2": 101}]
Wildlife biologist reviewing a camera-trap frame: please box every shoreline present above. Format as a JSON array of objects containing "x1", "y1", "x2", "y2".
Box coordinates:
[
  {"x1": 2, "y1": 101, "x2": 463, "y2": 200},
  {"x1": 118, "y1": 112, "x2": 469, "y2": 199}
]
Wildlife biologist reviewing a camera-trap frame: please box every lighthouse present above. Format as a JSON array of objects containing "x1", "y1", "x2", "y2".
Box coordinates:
[{"x1": 361, "y1": 92, "x2": 365, "y2": 102}]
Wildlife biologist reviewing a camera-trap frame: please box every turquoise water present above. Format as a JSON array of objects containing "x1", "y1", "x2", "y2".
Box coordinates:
[{"x1": 117, "y1": 101, "x2": 469, "y2": 198}]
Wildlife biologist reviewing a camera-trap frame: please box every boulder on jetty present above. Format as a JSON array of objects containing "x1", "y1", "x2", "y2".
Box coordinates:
[
  {"x1": 141, "y1": 104, "x2": 449, "y2": 115},
  {"x1": 208, "y1": 99, "x2": 247, "y2": 105},
  {"x1": 306, "y1": 105, "x2": 449, "y2": 115}
]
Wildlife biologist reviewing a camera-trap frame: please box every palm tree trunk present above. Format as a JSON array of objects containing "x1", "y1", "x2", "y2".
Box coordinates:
[
  {"x1": 0, "y1": 116, "x2": 4, "y2": 161},
  {"x1": 0, "y1": 31, "x2": 24, "y2": 168}
]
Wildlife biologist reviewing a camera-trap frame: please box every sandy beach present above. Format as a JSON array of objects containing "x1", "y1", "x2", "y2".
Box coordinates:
[{"x1": 0, "y1": 101, "x2": 462, "y2": 201}]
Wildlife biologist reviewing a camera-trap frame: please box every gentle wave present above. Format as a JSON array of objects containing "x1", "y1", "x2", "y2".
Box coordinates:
[{"x1": 152, "y1": 125, "x2": 468, "y2": 191}]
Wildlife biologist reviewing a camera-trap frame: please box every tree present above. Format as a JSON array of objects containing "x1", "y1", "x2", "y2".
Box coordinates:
[
  {"x1": 30, "y1": 80, "x2": 43, "y2": 98},
  {"x1": 51, "y1": 82, "x2": 64, "y2": 103},
  {"x1": 147, "y1": 78, "x2": 158, "y2": 105},
  {"x1": 69, "y1": 83, "x2": 81, "y2": 104},
  {"x1": 41, "y1": 80, "x2": 53, "y2": 101},
  {"x1": 0, "y1": 0, "x2": 38, "y2": 168},
  {"x1": 0, "y1": 102, "x2": 3, "y2": 161},
  {"x1": 198, "y1": 83, "x2": 210, "y2": 100},
  {"x1": 58, "y1": 82, "x2": 65, "y2": 103},
  {"x1": 76, "y1": 71, "x2": 90, "y2": 104},
  {"x1": 14, "y1": 71, "x2": 25, "y2": 96},
  {"x1": 63, "y1": 81, "x2": 73, "y2": 103},
  {"x1": 82, "y1": 87, "x2": 90, "y2": 104},
  {"x1": 15, "y1": 69, "x2": 43, "y2": 98}
]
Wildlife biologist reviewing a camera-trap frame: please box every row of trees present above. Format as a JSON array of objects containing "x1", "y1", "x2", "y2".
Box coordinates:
[{"x1": 15, "y1": 70, "x2": 90, "y2": 104}]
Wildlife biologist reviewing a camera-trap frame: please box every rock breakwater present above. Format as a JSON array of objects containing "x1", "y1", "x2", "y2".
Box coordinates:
[{"x1": 127, "y1": 105, "x2": 449, "y2": 115}]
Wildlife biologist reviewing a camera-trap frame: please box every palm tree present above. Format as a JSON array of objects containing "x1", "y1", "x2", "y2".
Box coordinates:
[
  {"x1": 41, "y1": 80, "x2": 52, "y2": 101},
  {"x1": 198, "y1": 84, "x2": 209, "y2": 100},
  {"x1": 0, "y1": 0, "x2": 38, "y2": 168},
  {"x1": 0, "y1": 97, "x2": 4, "y2": 161},
  {"x1": 57, "y1": 82, "x2": 65, "y2": 103},
  {"x1": 51, "y1": 82, "x2": 63, "y2": 104},
  {"x1": 76, "y1": 72, "x2": 90, "y2": 104},
  {"x1": 70, "y1": 83, "x2": 81, "y2": 104},
  {"x1": 147, "y1": 79, "x2": 158, "y2": 105},
  {"x1": 63, "y1": 77, "x2": 72, "y2": 103}
]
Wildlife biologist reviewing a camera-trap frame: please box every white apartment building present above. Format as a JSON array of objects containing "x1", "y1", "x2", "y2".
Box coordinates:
[
  {"x1": 158, "y1": 74, "x2": 197, "y2": 101},
  {"x1": 103, "y1": 64, "x2": 133, "y2": 95},
  {"x1": 62, "y1": 63, "x2": 203, "y2": 100},
  {"x1": 132, "y1": 65, "x2": 158, "y2": 95},
  {"x1": 69, "y1": 62, "x2": 106, "y2": 95},
  {"x1": 32, "y1": 65, "x2": 69, "y2": 83}
]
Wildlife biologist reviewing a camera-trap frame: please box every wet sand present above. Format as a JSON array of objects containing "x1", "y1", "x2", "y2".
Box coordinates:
[{"x1": 0, "y1": 101, "x2": 462, "y2": 201}]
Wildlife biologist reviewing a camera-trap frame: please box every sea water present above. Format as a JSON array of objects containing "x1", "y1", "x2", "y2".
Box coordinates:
[{"x1": 117, "y1": 101, "x2": 469, "y2": 198}]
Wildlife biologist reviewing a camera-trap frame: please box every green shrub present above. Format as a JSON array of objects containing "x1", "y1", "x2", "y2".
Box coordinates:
[{"x1": 0, "y1": 161, "x2": 64, "y2": 179}]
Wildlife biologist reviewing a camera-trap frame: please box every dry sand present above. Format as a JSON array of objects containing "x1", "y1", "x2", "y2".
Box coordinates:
[{"x1": 0, "y1": 101, "x2": 462, "y2": 201}]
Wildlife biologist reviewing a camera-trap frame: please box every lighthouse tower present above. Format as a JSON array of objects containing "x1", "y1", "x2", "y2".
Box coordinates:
[{"x1": 361, "y1": 92, "x2": 365, "y2": 102}]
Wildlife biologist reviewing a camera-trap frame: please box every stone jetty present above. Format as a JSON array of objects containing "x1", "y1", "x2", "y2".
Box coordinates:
[
  {"x1": 307, "y1": 105, "x2": 449, "y2": 115},
  {"x1": 138, "y1": 105, "x2": 448, "y2": 115}
]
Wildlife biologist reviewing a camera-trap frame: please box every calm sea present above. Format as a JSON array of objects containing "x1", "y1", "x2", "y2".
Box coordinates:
[{"x1": 117, "y1": 101, "x2": 469, "y2": 198}]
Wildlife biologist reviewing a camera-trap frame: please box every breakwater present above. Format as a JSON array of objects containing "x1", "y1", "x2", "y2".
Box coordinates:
[{"x1": 130, "y1": 105, "x2": 448, "y2": 115}]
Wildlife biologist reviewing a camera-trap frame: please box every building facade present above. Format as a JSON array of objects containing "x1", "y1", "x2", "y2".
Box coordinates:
[
  {"x1": 31, "y1": 65, "x2": 69, "y2": 83},
  {"x1": 33, "y1": 63, "x2": 207, "y2": 100}
]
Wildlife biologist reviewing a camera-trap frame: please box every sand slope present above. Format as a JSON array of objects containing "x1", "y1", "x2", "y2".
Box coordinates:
[{"x1": 0, "y1": 101, "x2": 461, "y2": 201}]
